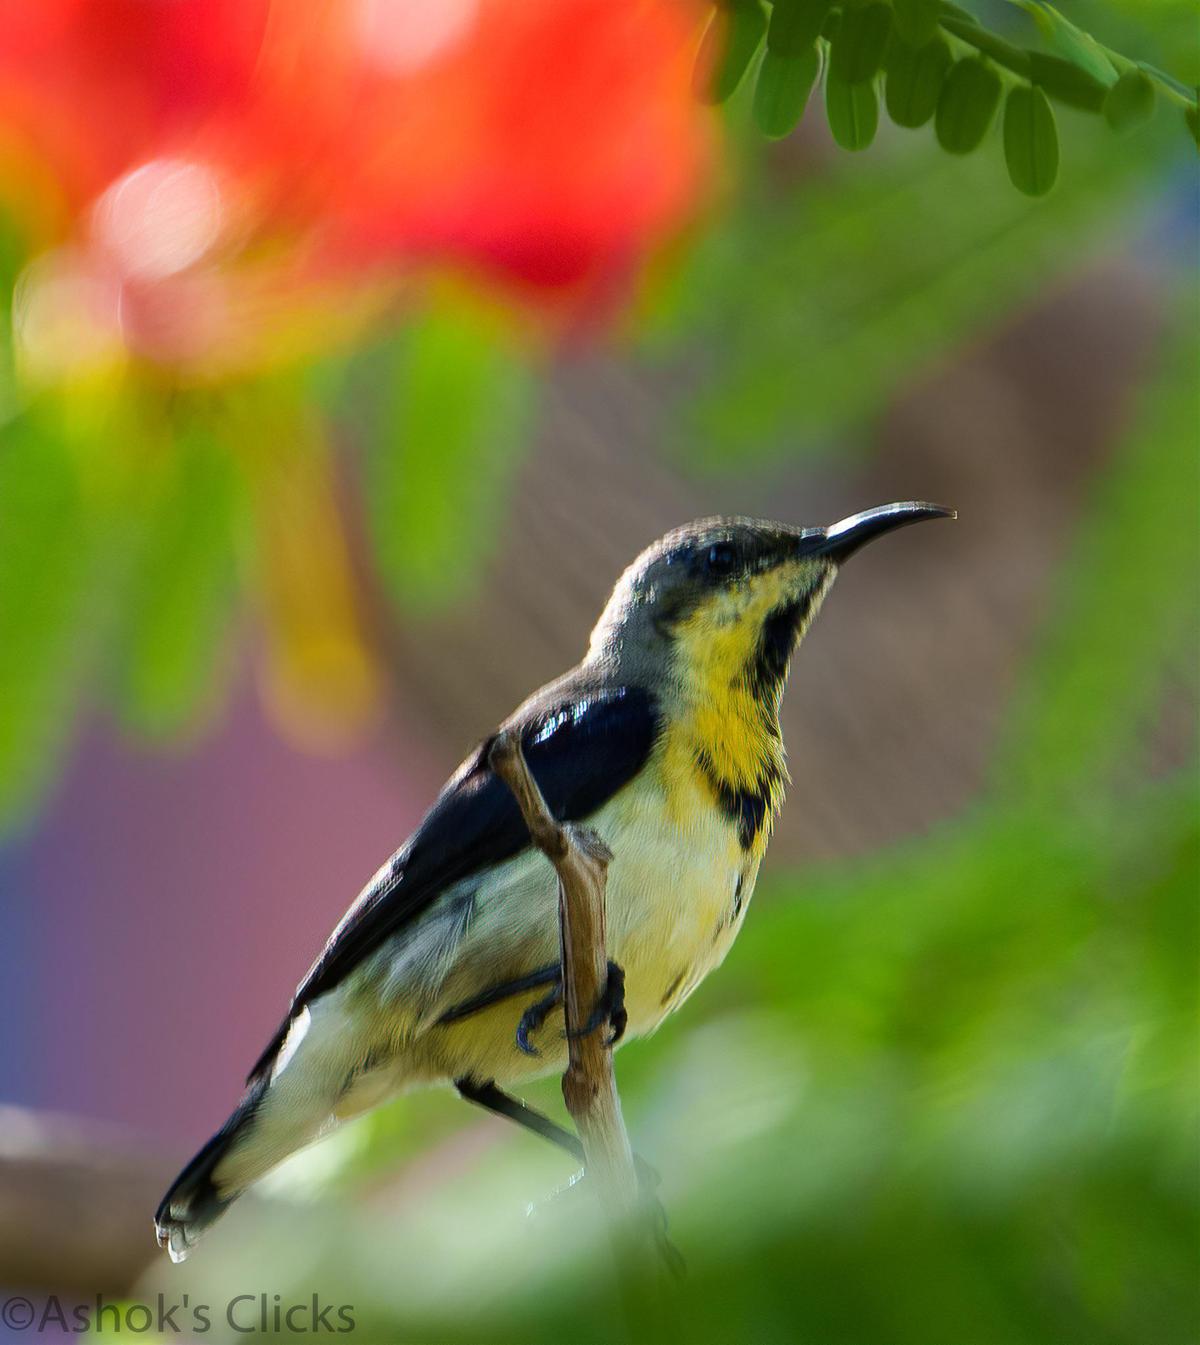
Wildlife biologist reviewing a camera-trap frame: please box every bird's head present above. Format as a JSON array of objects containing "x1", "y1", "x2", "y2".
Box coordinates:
[{"x1": 588, "y1": 503, "x2": 955, "y2": 697}]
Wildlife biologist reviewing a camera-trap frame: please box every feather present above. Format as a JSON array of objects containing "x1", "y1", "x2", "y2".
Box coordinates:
[{"x1": 246, "y1": 684, "x2": 660, "y2": 1082}]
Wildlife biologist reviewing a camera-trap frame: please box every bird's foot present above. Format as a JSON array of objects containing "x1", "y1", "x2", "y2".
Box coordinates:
[
  {"x1": 645, "y1": 1190, "x2": 687, "y2": 1281},
  {"x1": 516, "y1": 982, "x2": 563, "y2": 1056},
  {"x1": 629, "y1": 1159, "x2": 685, "y2": 1277},
  {"x1": 515, "y1": 959, "x2": 627, "y2": 1055},
  {"x1": 566, "y1": 959, "x2": 627, "y2": 1047}
]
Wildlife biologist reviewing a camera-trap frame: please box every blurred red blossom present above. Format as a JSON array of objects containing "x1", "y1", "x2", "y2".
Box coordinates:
[{"x1": 1, "y1": 0, "x2": 713, "y2": 378}]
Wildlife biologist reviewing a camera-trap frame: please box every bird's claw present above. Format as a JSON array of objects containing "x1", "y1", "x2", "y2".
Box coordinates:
[
  {"x1": 515, "y1": 959, "x2": 627, "y2": 1054},
  {"x1": 566, "y1": 960, "x2": 627, "y2": 1047},
  {"x1": 648, "y1": 1196, "x2": 687, "y2": 1280},
  {"x1": 633, "y1": 1154, "x2": 661, "y2": 1191},
  {"x1": 632, "y1": 1159, "x2": 684, "y2": 1277},
  {"x1": 516, "y1": 982, "x2": 563, "y2": 1056}
]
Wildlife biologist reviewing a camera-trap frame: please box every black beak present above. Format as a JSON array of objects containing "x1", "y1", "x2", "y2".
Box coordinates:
[{"x1": 803, "y1": 501, "x2": 956, "y2": 563}]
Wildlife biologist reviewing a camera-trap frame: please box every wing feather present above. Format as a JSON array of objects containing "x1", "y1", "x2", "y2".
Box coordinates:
[{"x1": 247, "y1": 684, "x2": 659, "y2": 1081}]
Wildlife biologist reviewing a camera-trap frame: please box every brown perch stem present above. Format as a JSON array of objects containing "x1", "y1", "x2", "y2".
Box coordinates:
[{"x1": 487, "y1": 730, "x2": 641, "y2": 1225}]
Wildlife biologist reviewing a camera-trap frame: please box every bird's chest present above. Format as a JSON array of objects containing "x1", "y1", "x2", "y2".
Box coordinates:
[{"x1": 596, "y1": 774, "x2": 763, "y2": 1036}]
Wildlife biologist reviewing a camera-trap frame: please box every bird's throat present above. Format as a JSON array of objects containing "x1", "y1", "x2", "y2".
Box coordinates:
[{"x1": 662, "y1": 607, "x2": 799, "y2": 855}]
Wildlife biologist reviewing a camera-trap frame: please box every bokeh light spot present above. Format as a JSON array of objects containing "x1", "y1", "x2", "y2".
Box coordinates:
[
  {"x1": 355, "y1": 0, "x2": 478, "y2": 74},
  {"x1": 13, "y1": 247, "x2": 122, "y2": 380},
  {"x1": 93, "y1": 158, "x2": 224, "y2": 281}
]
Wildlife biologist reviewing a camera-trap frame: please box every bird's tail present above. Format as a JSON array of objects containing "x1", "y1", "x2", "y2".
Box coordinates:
[
  {"x1": 155, "y1": 998, "x2": 378, "y2": 1261},
  {"x1": 154, "y1": 1078, "x2": 270, "y2": 1263}
]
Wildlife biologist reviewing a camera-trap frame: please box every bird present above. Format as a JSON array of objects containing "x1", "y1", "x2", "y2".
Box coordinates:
[{"x1": 155, "y1": 501, "x2": 954, "y2": 1261}]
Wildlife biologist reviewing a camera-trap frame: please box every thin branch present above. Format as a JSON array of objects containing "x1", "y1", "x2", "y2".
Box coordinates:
[{"x1": 487, "y1": 731, "x2": 641, "y2": 1225}]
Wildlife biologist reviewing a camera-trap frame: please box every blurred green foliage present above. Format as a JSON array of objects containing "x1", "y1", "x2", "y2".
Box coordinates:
[
  {"x1": 0, "y1": 287, "x2": 543, "y2": 827},
  {"x1": 0, "y1": 413, "x2": 92, "y2": 822},
  {"x1": 993, "y1": 326, "x2": 1199, "y2": 804},
  {"x1": 0, "y1": 389, "x2": 252, "y2": 822},
  {"x1": 646, "y1": 42, "x2": 1191, "y2": 466},
  {"x1": 363, "y1": 295, "x2": 536, "y2": 617},
  {"x1": 112, "y1": 419, "x2": 242, "y2": 739}
]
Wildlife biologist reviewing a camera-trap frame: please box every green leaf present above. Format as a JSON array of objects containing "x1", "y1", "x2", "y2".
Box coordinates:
[
  {"x1": 366, "y1": 297, "x2": 535, "y2": 617},
  {"x1": 1103, "y1": 69, "x2": 1156, "y2": 132},
  {"x1": 936, "y1": 57, "x2": 1002, "y2": 154},
  {"x1": 766, "y1": 0, "x2": 832, "y2": 57},
  {"x1": 936, "y1": 0, "x2": 979, "y2": 24},
  {"x1": 893, "y1": 0, "x2": 939, "y2": 48},
  {"x1": 1136, "y1": 62, "x2": 1195, "y2": 106},
  {"x1": 0, "y1": 415, "x2": 91, "y2": 831},
  {"x1": 825, "y1": 68, "x2": 880, "y2": 150},
  {"x1": 1003, "y1": 85, "x2": 1059, "y2": 196},
  {"x1": 829, "y1": 3, "x2": 893, "y2": 86},
  {"x1": 114, "y1": 426, "x2": 241, "y2": 739},
  {"x1": 696, "y1": 0, "x2": 768, "y2": 104},
  {"x1": 885, "y1": 34, "x2": 953, "y2": 129},
  {"x1": 754, "y1": 43, "x2": 822, "y2": 138},
  {"x1": 1187, "y1": 101, "x2": 1200, "y2": 148},
  {"x1": 939, "y1": 16, "x2": 1032, "y2": 80},
  {"x1": 1029, "y1": 52, "x2": 1108, "y2": 112},
  {"x1": 0, "y1": 208, "x2": 28, "y2": 421},
  {"x1": 1006, "y1": 0, "x2": 1116, "y2": 85}
]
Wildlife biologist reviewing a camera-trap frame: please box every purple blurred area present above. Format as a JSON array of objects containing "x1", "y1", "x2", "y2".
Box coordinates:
[{"x1": 1, "y1": 688, "x2": 439, "y2": 1147}]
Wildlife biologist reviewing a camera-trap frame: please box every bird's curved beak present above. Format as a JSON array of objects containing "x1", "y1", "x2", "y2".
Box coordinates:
[{"x1": 804, "y1": 501, "x2": 956, "y2": 563}]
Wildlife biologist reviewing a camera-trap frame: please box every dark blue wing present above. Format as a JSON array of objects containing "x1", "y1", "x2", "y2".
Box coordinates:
[{"x1": 247, "y1": 684, "x2": 659, "y2": 1081}]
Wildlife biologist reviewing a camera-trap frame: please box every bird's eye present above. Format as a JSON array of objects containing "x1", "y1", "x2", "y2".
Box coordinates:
[{"x1": 705, "y1": 542, "x2": 738, "y2": 576}]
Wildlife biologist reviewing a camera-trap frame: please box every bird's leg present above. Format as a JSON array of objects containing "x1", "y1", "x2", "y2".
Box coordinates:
[
  {"x1": 454, "y1": 1075, "x2": 655, "y2": 1190},
  {"x1": 437, "y1": 960, "x2": 627, "y2": 1054},
  {"x1": 437, "y1": 963, "x2": 561, "y2": 1026},
  {"x1": 455, "y1": 1077, "x2": 583, "y2": 1162},
  {"x1": 454, "y1": 1077, "x2": 683, "y2": 1276},
  {"x1": 566, "y1": 959, "x2": 627, "y2": 1046}
]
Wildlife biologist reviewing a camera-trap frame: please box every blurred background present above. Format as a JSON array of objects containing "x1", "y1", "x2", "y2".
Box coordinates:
[{"x1": 0, "y1": 1, "x2": 1196, "y2": 1342}]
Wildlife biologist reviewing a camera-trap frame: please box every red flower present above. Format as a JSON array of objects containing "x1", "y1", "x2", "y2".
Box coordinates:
[
  {"x1": 2, "y1": 0, "x2": 712, "y2": 367},
  {"x1": 0, "y1": 1, "x2": 270, "y2": 211},
  {"x1": 313, "y1": 0, "x2": 712, "y2": 297}
]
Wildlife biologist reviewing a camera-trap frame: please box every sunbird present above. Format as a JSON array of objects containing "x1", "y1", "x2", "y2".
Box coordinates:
[{"x1": 156, "y1": 502, "x2": 954, "y2": 1260}]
